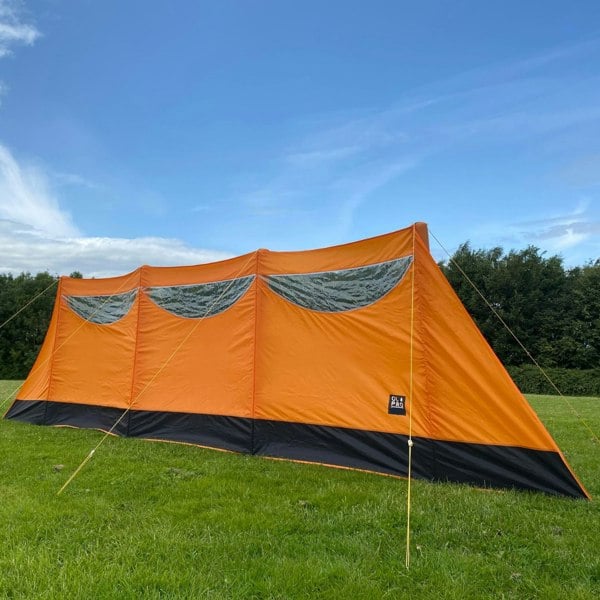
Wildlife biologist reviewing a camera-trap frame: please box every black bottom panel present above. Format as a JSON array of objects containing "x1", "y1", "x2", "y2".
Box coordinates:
[
  {"x1": 253, "y1": 420, "x2": 586, "y2": 498},
  {"x1": 4, "y1": 399, "x2": 128, "y2": 433},
  {"x1": 4, "y1": 399, "x2": 252, "y2": 454},
  {"x1": 5, "y1": 399, "x2": 587, "y2": 498},
  {"x1": 129, "y1": 410, "x2": 252, "y2": 454}
]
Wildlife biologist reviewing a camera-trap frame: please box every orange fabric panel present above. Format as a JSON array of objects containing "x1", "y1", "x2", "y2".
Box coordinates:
[
  {"x1": 254, "y1": 228, "x2": 427, "y2": 434},
  {"x1": 140, "y1": 252, "x2": 256, "y2": 287},
  {"x1": 259, "y1": 228, "x2": 414, "y2": 275},
  {"x1": 59, "y1": 270, "x2": 140, "y2": 296},
  {"x1": 130, "y1": 282, "x2": 255, "y2": 417},
  {"x1": 254, "y1": 271, "x2": 429, "y2": 433},
  {"x1": 17, "y1": 283, "x2": 62, "y2": 401},
  {"x1": 48, "y1": 291, "x2": 139, "y2": 409},
  {"x1": 414, "y1": 235, "x2": 559, "y2": 451}
]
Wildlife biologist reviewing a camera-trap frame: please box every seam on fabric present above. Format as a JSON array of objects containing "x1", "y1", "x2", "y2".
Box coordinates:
[
  {"x1": 413, "y1": 235, "x2": 437, "y2": 471},
  {"x1": 46, "y1": 277, "x2": 64, "y2": 416},
  {"x1": 127, "y1": 268, "x2": 144, "y2": 437},
  {"x1": 251, "y1": 251, "x2": 260, "y2": 455}
]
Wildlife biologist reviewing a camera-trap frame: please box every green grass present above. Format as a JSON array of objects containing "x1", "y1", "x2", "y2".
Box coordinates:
[{"x1": 0, "y1": 381, "x2": 598, "y2": 599}]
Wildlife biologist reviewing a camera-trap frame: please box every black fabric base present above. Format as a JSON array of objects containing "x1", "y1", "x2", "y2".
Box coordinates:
[
  {"x1": 5, "y1": 399, "x2": 587, "y2": 498},
  {"x1": 5, "y1": 399, "x2": 252, "y2": 454}
]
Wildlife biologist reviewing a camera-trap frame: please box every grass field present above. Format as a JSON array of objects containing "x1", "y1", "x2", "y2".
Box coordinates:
[{"x1": 0, "y1": 381, "x2": 598, "y2": 599}]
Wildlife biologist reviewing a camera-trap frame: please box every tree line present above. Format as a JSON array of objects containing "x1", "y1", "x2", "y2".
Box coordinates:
[
  {"x1": 0, "y1": 248, "x2": 598, "y2": 392},
  {"x1": 439, "y1": 244, "x2": 599, "y2": 369},
  {"x1": 439, "y1": 245, "x2": 599, "y2": 395},
  {"x1": 0, "y1": 271, "x2": 82, "y2": 380},
  {"x1": 0, "y1": 272, "x2": 58, "y2": 379}
]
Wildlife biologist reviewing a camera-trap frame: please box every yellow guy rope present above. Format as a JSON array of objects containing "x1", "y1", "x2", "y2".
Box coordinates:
[
  {"x1": 58, "y1": 256, "x2": 256, "y2": 495},
  {"x1": 405, "y1": 225, "x2": 416, "y2": 570},
  {"x1": 429, "y1": 230, "x2": 599, "y2": 446}
]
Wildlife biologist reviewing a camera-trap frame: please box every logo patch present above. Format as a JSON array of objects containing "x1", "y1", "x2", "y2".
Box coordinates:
[{"x1": 388, "y1": 394, "x2": 406, "y2": 415}]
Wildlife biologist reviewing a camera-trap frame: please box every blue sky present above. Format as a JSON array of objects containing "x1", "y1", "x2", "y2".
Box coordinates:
[{"x1": 0, "y1": 0, "x2": 599, "y2": 276}]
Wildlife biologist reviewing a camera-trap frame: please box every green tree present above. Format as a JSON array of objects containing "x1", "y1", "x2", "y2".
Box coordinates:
[
  {"x1": 555, "y1": 260, "x2": 600, "y2": 368},
  {"x1": 438, "y1": 244, "x2": 596, "y2": 368},
  {"x1": 0, "y1": 272, "x2": 58, "y2": 379}
]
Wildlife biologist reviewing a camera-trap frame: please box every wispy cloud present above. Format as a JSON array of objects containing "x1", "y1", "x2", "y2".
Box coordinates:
[
  {"x1": 332, "y1": 158, "x2": 419, "y2": 237},
  {"x1": 0, "y1": 144, "x2": 79, "y2": 237},
  {"x1": 469, "y1": 201, "x2": 600, "y2": 264},
  {"x1": 0, "y1": 0, "x2": 39, "y2": 58},
  {"x1": 521, "y1": 201, "x2": 600, "y2": 252},
  {"x1": 233, "y1": 107, "x2": 421, "y2": 240},
  {"x1": 229, "y1": 37, "x2": 600, "y2": 249},
  {"x1": 285, "y1": 145, "x2": 362, "y2": 167},
  {"x1": 538, "y1": 223, "x2": 597, "y2": 251},
  {"x1": 51, "y1": 170, "x2": 101, "y2": 190},
  {"x1": 0, "y1": 144, "x2": 231, "y2": 276},
  {"x1": 280, "y1": 37, "x2": 600, "y2": 169}
]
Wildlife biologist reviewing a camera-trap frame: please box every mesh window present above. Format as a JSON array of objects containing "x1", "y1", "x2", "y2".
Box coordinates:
[
  {"x1": 65, "y1": 289, "x2": 138, "y2": 324},
  {"x1": 145, "y1": 275, "x2": 254, "y2": 318},
  {"x1": 265, "y1": 256, "x2": 412, "y2": 312}
]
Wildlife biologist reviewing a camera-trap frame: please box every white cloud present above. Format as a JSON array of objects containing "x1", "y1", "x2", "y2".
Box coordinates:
[
  {"x1": 0, "y1": 143, "x2": 80, "y2": 237},
  {"x1": 0, "y1": 144, "x2": 232, "y2": 277},
  {"x1": 0, "y1": 0, "x2": 39, "y2": 57},
  {"x1": 530, "y1": 218, "x2": 600, "y2": 250},
  {"x1": 467, "y1": 202, "x2": 600, "y2": 265},
  {"x1": 513, "y1": 202, "x2": 599, "y2": 248},
  {"x1": 0, "y1": 220, "x2": 232, "y2": 278},
  {"x1": 278, "y1": 39, "x2": 600, "y2": 178},
  {"x1": 333, "y1": 158, "x2": 419, "y2": 236},
  {"x1": 549, "y1": 226, "x2": 590, "y2": 250}
]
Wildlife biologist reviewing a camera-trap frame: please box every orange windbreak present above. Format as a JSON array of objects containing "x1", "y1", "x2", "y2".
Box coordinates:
[{"x1": 10, "y1": 223, "x2": 588, "y2": 499}]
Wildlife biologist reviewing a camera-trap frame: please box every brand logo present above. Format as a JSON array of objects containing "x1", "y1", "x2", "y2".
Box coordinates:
[{"x1": 388, "y1": 394, "x2": 406, "y2": 415}]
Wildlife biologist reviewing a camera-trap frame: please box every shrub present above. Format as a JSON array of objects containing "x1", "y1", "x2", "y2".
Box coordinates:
[{"x1": 507, "y1": 364, "x2": 600, "y2": 396}]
